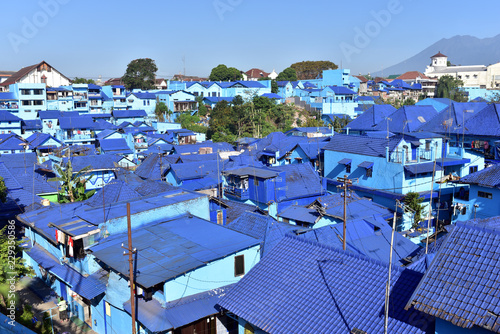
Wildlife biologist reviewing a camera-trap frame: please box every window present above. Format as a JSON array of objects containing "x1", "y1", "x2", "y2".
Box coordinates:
[
  {"x1": 234, "y1": 255, "x2": 245, "y2": 277},
  {"x1": 425, "y1": 140, "x2": 431, "y2": 151},
  {"x1": 105, "y1": 301, "x2": 111, "y2": 317},
  {"x1": 20, "y1": 89, "x2": 30, "y2": 95},
  {"x1": 469, "y1": 166, "x2": 478, "y2": 174},
  {"x1": 366, "y1": 168, "x2": 373, "y2": 178},
  {"x1": 478, "y1": 191, "x2": 492, "y2": 199},
  {"x1": 346, "y1": 164, "x2": 351, "y2": 173},
  {"x1": 22, "y1": 101, "x2": 31, "y2": 106},
  {"x1": 33, "y1": 89, "x2": 43, "y2": 95}
]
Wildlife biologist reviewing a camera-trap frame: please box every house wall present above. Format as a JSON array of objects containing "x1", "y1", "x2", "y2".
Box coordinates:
[
  {"x1": 453, "y1": 184, "x2": 500, "y2": 222},
  {"x1": 0, "y1": 120, "x2": 21, "y2": 135},
  {"x1": 103, "y1": 196, "x2": 210, "y2": 236},
  {"x1": 164, "y1": 245, "x2": 260, "y2": 302},
  {"x1": 435, "y1": 318, "x2": 491, "y2": 334},
  {"x1": 12, "y1": 83, "x2": 47, "y2": 120}
]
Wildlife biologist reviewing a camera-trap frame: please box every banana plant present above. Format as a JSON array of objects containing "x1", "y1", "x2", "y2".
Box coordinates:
[{"x1": 48, "y1": 160, "x2": 95, "y2": 203}]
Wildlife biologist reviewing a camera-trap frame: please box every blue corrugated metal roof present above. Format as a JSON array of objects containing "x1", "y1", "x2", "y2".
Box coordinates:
[
  {"x1": 130, "y1": 92, "x2": 156, "y2": 99},
  {"x1": 345, "y1": 105, "x2": 396, "y2": 131},
  {"x1": 59, "y1": 117, "x2": 95, "y2": 130},
  {"x1": 170, "y1": 160, "x2": 219, "y2": 181},
  {"x1": 112, "y1": 109, "x2": 147, "y2": 118},
  {"x1": 260, "y1": 93, "x2": 282, "y2": 99},
  {"x1": 323, "y1": 134, "x2": 402, "y2": 158},
  {"x1": 218, "y1": 235, "x2": 429, "y2": 333},
  {"x1": 123, "y1": 285, "x2": 231, "y2": 332},
  {"x1": 38, "y1": 110, "x2": 62, "y2": 119},
  {"x1": 0, "y1": 92, "x2": 17, "y2": 100},
  {"x1": 278, "y1": 205, "x2": 320, "y2": 224},
  {"x1": 22, "y1": 119, "x2": 42, "y2": 130},
  {"x1": 90, "y1": 215, "x2": 259, "y2": 288},
  {"x1": 203, "y1": 96, "x2": 234, "y2": 103},
  {"x1": 26, "y1": 244, "x2": 108, "y2": 300},
  {"x1": 27, "y1": 133, "x2": 62, "y2": 149},
  {"x1": 99, "y1": 138, "x2": 132, "y2": 154},
  {"x1": 269, "y1": 163, "x2": 324, "y2": 201},
  {"x1": 372, "y1": 105, "x2": 440, "y2": 133},
  {"x1": 407, "y1": 221, "x2": 500, "y2": 332},
  {"x1": 404, "y1": 162, "x2": 442, "y2": 176},
  {"x1": 326, "y1": 86, "x2": 357, "y2": 95}
]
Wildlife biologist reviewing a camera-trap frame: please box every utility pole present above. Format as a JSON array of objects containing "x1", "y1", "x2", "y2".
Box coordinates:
[
  {"x1": 123, "y1": 203, "x2": 137, "y2": 334},
  {"x1": 385, "y1": 200, "x2": 399, "y2": 334},
  {"x1": 337, "y1": 174, "x2": 352, "y2": 251}
]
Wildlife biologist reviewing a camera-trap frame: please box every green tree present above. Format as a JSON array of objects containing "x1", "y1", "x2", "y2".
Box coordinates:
[
  {"x1": 403, "y1": 97, "x2": 416, "y2": 105},
  {"x1": 196, "y1": 96, "x2": 209, "y2": 117},
  {"x1": 276, "y1": 67, "x2": 298, "y2": 81},
  {"x1": 271, "y1": 80, "x2": 279, "y2": 94},
  {"x1": 290, "y1": 60, "x2": 338, "y2": 80},
  {"x1": 209, "y1": 64, "x2": 242, "y2": 81},
  {"x1": 0, "y1": 226, "x2": 33, "y2": 284},
  {"x1": 48, "y1": 160, "x2": 95, "y2": 203},
  {"x1": 122, "y1": 58, "x2": 158, "y2": 90},
  {"x1": 329, "y1": 115, "x2": 350, "y2": 132},
  {"x1": 0, "y1": 176, "x2": 6, "y2": 203},
  {"x1": 436, "y1": 75, "x2": 468, "y2": 102},
  {"x1": 155, "y1": 101, "x2": 171, "y2": 122},
  {"x1": 72, "y1": 77, "x2": 96, "y2": 84},
  {"x1": 403, "y1": 192, "x2": 425, "y2": 229}
]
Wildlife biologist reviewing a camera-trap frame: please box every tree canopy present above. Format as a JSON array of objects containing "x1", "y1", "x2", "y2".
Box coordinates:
[
  {"x1": 72, "y1": 77, "x2": 96, "y2": 84},
  {"x1": 403, "y1": 192, "x2": 425, "y2": 229},
  {"x1": 276, "y1": 67, "x2": 298, "y2": 82},
  {"x1": 209, "y1": 64, "x2": 242, "y2": 81},
  {"x1": 290, "y1": 60, "x2": 338, "y2": 80},
  {"x1": 155, "y1": 102, "x2": 171, "y2": 122},
  {"x1": 0, "y1": 226, "x2": 33, "y2": 284},
  {"x1": 436, "y1": 75, "x2": 467, "y2": 102},
  {"x1": 0, "y1": 177, "x2": 6, "y2": 203},
  {"x1": 48, "y1": 160, "x2": 95, "y2": 203},
  {"x1": 122, "y1": 58, "x2": 158, "y2": 90}
]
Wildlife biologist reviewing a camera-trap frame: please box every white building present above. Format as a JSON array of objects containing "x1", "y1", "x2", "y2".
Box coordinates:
[
  {"x1": 0, "y1": 61, "x2": 71, "y2": 91},
  {"x1": 424, "y1": 52, "x2": 500, "y2": 89}
]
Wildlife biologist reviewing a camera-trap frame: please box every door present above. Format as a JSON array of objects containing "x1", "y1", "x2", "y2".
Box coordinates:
[{"x1": 59, "y1": 281, "x2": 67, "y2": 300}]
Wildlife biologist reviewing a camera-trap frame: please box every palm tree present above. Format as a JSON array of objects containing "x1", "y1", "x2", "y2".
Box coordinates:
[{"x1": 48, "y1": 160, "x2": 95, "y2": 203}]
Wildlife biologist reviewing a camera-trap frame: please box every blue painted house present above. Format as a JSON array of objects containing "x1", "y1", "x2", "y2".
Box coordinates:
[
  {"x1": 217, "y1": 235, "x2": 432, "y2": 334},
  {"x1": 0, "y1": 110, "x2": 22, "y2": 135},
  {"x1": 112, "y1": 109, "x2": 147, "y2": 125},
  {"x1": 406, "y1": 219, "x2": 500, "y2": 334},
  {"x1": 126, "y1": 92, "x2": 157, "y2": 118}
]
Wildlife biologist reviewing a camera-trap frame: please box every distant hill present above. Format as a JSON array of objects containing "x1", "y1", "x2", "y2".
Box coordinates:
[{"x1": 372, "y1": 34, "x2": 500, "y2": 77}]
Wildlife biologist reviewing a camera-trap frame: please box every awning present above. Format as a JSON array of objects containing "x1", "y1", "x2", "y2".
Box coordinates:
[
  {"x1": 410, "y1": 141, "x2": 421, "y2": 147},
  {"x1": 404, "y1": 163, "x2": 443, "y2": 175},
  {"x1": 436, "y1": 158, "x2": 471, "y2": 167},
  {"x1": 358, "y1": 161, "x2": 374, "y2": 169},
  {"x1": 338, "y1": 158, "x2": 352, "y2": 165}
]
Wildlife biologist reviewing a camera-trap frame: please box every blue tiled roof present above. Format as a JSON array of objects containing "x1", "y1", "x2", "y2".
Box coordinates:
[
  {"x1": 65, "y1": 154, "x2": 121, "y2": 171},
  {"x1": 217, "y1": 198, "x2": 264, "y2": 224},
  {"x1": 59, "y1": 116, "x2": 95, "y2": 130},
  {"x1": 169, "y1": 160, "x2": 219, "y2": 181},
  {"x1": 90, "y1": 215, "x2": 259, "y2": 288},
  {"x1": 112, "y1": 109, "x2": 147, "y2": 118},
  {"x1": 345, "y1": 105, "x2": 397, "y2": 131},
  {"x1": 327, "y1": 86, "x2": 357, "y2": 95},
  {"x1": 323, "y1": 134, "x2": 402, "y2": 157},
  {"x1": 419, "y1": 102, "x2": 487, "y2": 134},
  {"x1": 0, "y1": 152, "x2": 37, "y2": 170},
  {"x1": 0, "y1": 110, "x2": 21, "y2": 122},
  {"x1": 94, "y1": 119, "x2": 118, "y2": 130},
  {"x1": 130, "y1": 92, "x2": 156, "y2": 99},
  {"x1": 38, "y1": 110, "x2": 62, "y2": 119},
  {"x1": 134, "y1": 154, "x2": 169, "y2": 181},
  {"x1": 123, "y1": 285, "x2": 231, "y2": 332},
  {"x1": 260, "y1": 93, "x2": 282, "y2": 99},
  {"x1": 173, "y1": 142, "x2": 234, "y2": 155},
  {"x1": 181, "y1": 176, "x2": 219, "y2": 191},
  {"x1": 0, "y1": 92, "x2": 17, "y2": 100},
  {"x1": 278, "y1": 205, "x2": 320, "y2": 224},
  {"x1": 296, "y1": 141, "x2": 329, "y2": 160},
  {"x1": 463, "y1": 103, "x2": 500, "y2": 136},
  {"x1": 22, "y1": 119, "x2": 42, "y2": 130},
  {"x1": 269, "y1": 163, "x2": 324, "y2": 200},
  {"x1": 85, "y1": 180, "x2": 141, "y2": 208},
  {"x1": 406, "y1": 221, "x2": 500, "y2": 332},
  {"x1": 296, "y1": 216, "x2": 420, "y2": 264},
  {"x1": 87, "y1": 84, "x2": 101, "y2": 90},
  {"x1": 0, "y1": 136, "x2": 26, "y2": 150},
  {"x1": 0, "y1": 161, "x2": 23, "y2": 189},
  {"x1": 372, "y1": 105, "x2": 440, "y2": 133},
  {"x1": 227, "y1": 211, "x2": 278, "y2": 240},
  {"x1": 26, "y1": 244, "x2": 108, "y2": 300},
  {"x1": 459, "y1": 164, "x2": 500, "y2": 189},
  {"x1": 99, "y1": 138, "x2": 132, "y2": 154},
  {"x1": 27, "y1": 133, "x2": 62, "y2": 149},
  {"x1": 203, "y1": 97, "x2": 234, "y2": 103},
  {"x1": 218, "y1": 235, "x2": 429, "y2": 333}
]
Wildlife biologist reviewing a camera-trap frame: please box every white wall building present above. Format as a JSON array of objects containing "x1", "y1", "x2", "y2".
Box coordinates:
[
  {"x1": 424, "y1": 52, "x2": 500, "y2": 89},
  {"x1": 0, "y1": 61, "x2": 71, "y2": 91}
]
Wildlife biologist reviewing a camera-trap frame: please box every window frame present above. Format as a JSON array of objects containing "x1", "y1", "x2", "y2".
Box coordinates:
[{"x1": 234, "y1": 254, "x2": 245, "y2": 277}]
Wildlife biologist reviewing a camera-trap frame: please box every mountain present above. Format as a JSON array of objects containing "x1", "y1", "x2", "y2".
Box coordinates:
[{"x1": 372, "y1": 34, "x2": 500, "y2": 77}]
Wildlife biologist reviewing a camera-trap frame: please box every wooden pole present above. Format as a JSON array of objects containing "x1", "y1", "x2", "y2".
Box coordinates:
[
  {"x1": 384, "y1": 201, "x2": 399, "y2": 334},
  {"x1": 337, "y1": 174, "x2": 352, "y2": 251},
  {"x1": 126, "y1": 203, "x2": 136, "y2": 334}
]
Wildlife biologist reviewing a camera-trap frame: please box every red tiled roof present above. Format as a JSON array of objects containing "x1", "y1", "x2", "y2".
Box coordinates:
[
  {"x1": 104, "y1": 78, "x2": 123, "y2": 85},
  {"x1": 0, "y1": 61, "x2": 70, "y2": 86},
  {"x1": 353, "y1": 75, "x2": 368, "y2": 83},
  {"x1": 431, "y1": 51, "x2": 447, "y2": 58},
  {"x1": 396, "y1": 71, "x2": 430, "y2": 80},
  {"x1": 171, "y1": 74, "x2": 208, "y2": 82},
  {"x1": 245, "y1": 68, "x2": 270, "y2": 79}
]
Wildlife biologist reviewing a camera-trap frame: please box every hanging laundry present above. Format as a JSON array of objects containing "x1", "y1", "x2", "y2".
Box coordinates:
[{"x1": 67, "y1": 236, "x2": 74, "y2": 257}]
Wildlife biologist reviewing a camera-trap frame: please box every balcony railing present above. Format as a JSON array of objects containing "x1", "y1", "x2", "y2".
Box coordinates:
[{"x1": 224, "y1": 186, "x2": 249, "y2": 200}]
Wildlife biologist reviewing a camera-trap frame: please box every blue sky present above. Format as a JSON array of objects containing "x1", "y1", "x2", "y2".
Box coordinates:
[{"x1": 1, "y1": 0, "x2": 499, "y2": 80}]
